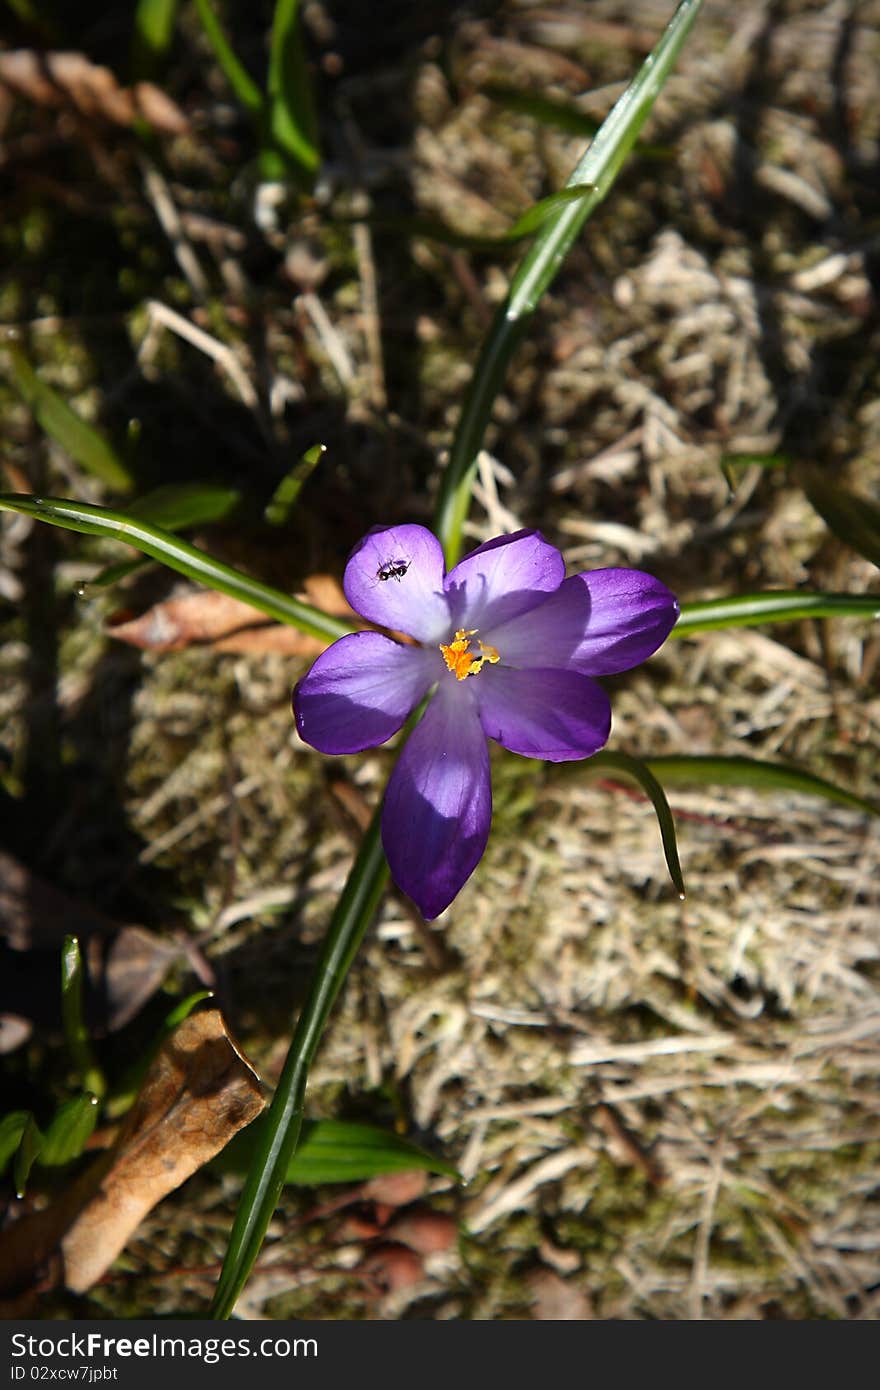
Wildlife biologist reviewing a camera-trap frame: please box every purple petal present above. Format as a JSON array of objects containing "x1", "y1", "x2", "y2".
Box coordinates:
[
  {"x1": 382, "y1": 683, "x2": 491, "y2": 919},
  {"x1": 475, "y1": 666, "x2": 611, "y2": 761},
  {"x1": 484, "y1": 569, "x2": 678, "y2": 675},
  {"x1": 445, "y1": 529, "x2": 565, "y2": 632},
  {"x1": 343, "y1": 524, "x2": 450, "y2": 643},
  {"x1": 294, "y1": 632, "x2": 438, "y2": 754}
]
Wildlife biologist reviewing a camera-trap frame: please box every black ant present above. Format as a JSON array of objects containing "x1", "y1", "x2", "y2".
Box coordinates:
[{"x1": 376, "y1": 558, "x2": 410, "y2": 582}]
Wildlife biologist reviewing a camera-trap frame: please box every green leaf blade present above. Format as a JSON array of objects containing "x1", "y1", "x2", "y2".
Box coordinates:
[
  {"x1": 644, "y1": 756, "x2": 879, "y2": 819},
  {"x1": 674, "y1": 591, "x2": 880, "y2": 636},
  {"x1": 0, "y1": 1112, "x2": 30, "y2": 1178},
  {"x1": 40, "y1": 1094, "x2": 100, "y2": 1167},
  {"x1": 0, "y1": 494, "x2": 352, "y2": 643},
  {"x1": 434, "y1": 0, "x2": 706, "y2": 564},
  {"x1": 587, "y1": 750, "x2": 686, "y2": 897},
  {"x1": 14, "y1": 1115, "x2": 43, "y2": 1198},
  {"x1": 219, "y1": 1118, "x2": 458, "y2": 1186},
  {"x1": 4, "y1": 344, "x2": 134, "y2": 493},
  {"x1": 61, "y1": 936, "x2": 105, "y2": 1100},
  {"x1": 210, "y1": 810, "x2": 390, "y2": 1318},
  {"x1": 265, "y1": 0, "x2": 321, "y2": 181}
]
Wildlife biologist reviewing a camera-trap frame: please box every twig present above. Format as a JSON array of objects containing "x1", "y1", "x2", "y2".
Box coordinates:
[
  {"x1": 141, "y1": 299, "x2": 260, "y2": 412},
  {"x1": 140, "y1": 158, "x2": 209, "y2": 300}
]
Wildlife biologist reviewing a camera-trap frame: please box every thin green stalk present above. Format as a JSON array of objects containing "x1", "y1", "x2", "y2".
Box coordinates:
[
  {"x1": 674, "y1": 590, "x2": 880, "y2": 636},
  {"x1": 434, "y1": 0, "x2": 705, "y2": 562},
  {"x1": 193, "y1": 0, "x2": 265, "y2": 119},
  {"x1": 131, "y1": 0, "x2": 179, "y2": 79},
  {"x1": 61, "y1": 937, "x2": 105, "y2": 1100},
  {"x1": 210, "y1": 810, "x2": 389, "y2": 1318},
  {"x1": 264, "y1": 0, "x2": 320, "y2": 182},
  {"x1": 0, "y1": 494, "x2": 351, "y2": 643}
]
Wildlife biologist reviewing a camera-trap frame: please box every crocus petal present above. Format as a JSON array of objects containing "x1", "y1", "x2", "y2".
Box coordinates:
[
  {"x1": 294, "y1": 631, "x2": 439, "y2": 754},
  {"x1": 474, "y1": 665, "x2": 611, "y2": 761},
  {"x1": 445, "y1": 529, "x2": 565, "y2": 632},
  {"x1": 382, "y1": 682, "x2": 491, "y2": 919},
  {"x1": 343, "y1": 524, "x2": 450, "y2": 643},
  {"x1": 484, "y1": 569, "x2": 679, "y2": 675}
]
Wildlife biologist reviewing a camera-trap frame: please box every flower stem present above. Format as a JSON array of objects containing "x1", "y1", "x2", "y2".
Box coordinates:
[
  {"x1": 210, "y1": 808, "x2": 389, "y2": 1319},
  {"x1": 434, "y1": 0, "x2": 705, "y2": 566}
]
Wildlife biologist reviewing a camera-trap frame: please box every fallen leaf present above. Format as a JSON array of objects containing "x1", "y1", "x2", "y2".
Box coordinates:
[
  {"x1": 107, "y1": 578, "x2": 358, "y2": 655},
  {"x1": 0, "y1": 1009, "x2": 265, "y2": 1297},
  {"x1": 0, "y1": 51, "x2": 188, "y2": 134}
]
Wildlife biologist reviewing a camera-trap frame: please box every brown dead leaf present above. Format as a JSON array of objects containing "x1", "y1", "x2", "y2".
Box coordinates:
[
  {"x1": 0, "y1": 1009, "x2": 265, "y2": 1298},
  {"x1": 107, "y1": 577, "x2": 358, "y2": 656},
  {"x1": 0, "y1": 51, "x2": 188, "y2": 134}
]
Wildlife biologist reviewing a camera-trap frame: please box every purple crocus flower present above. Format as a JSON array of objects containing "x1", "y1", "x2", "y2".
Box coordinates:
[{"x1": 294, "y1": 525, "x2": 678, "y2": 919}]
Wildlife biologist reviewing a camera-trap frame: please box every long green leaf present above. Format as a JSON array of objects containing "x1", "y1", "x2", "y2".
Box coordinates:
[
  {"x1": 14, "y1": 1115, "x2": 43, "y2": 1198},
  {"x1": 484, "y1": 84, "x2": 673, "y2": 158},
  {"x1": 264, "y1": 0, "x2": 320, "y2": 182},
  {"x1": 193, "y1": 0, "x2": 265, "y2": 119},
  {"x1": 0, "y1": 494, "x2": 352, "y2": 642},
  {"x1": 586, "y1": 750, "x2": 685, "y2": 897},
  {"x1": 61, "y1": 936, "x2": 105, "y2": 1100},
  {"x1": 645, "y1": 756, "x2": 879, "y2": 818},
  {"x1": 40, "y1": 1094, "x2": 99, "y2": 1167},
  {"x1": 218, "y1": 1117, "x2": 458, "y2": 1186},
  {"x1": 264, "y1": 444, "x2": 326, "y2": 526},
  {"x1": 211, "y1": 809, "x2": 390, "y2": 1318},
  {"x1": 85, "y1": 484, "x2": 241, "y2": 592},
  {"x1": 131, "y1": 0, "x2": 179, "y2": 78},
  {"x1": 434, "y1": 0, "x2": 705, "y2": 562},
  {"x1": 128, "y1": 482, "x2": 241, "y2": 530},
  {"x1": 3, "y1": 344, "x2": 134, "y2": 492},
  {"x1": 674, "y1": 591, "x2": 880, "y2": 636},
  {"x1": 0, "y1": 1112, "x2": 29, "y2": 1178}
]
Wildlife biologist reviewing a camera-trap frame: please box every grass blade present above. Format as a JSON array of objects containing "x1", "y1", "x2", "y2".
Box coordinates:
[
  {"x1": 13, "y1": 1115, "x2": 43, "y2": 1198},
  {"x1": 0, "y1": 1113, "x2": 29, "y2": 1178},
  {"x1": 61, "y1": 937, "x2": 105, "y2": 1100},
  {"x1": 218, "y1": 1117, "x2": 459, "y2": 1186},
  {"x1": 674, "y1": 590, "x2": 880, "y2": 636},
  {"x1": 193, "y1": 0, "x2": 264, "y2": 120},
  {"x1": 128, "y1": 482, "x2": 241, "y2": 530},
  {"x1": 0, "y1": 494, "x2": 353, "y2": 643},
  {"x1": 645, "y1": 756, "x2": 879, "y2": 818},
  {"x1": 131, "y1": 0, "x2": 179, "y2": 79},
  {"x1": 434, "y1": 0, "x2": 705, "y2": 563},
  {"x1": 40, "y1": 1094, "x2": 99, "y2": 1167},
  {"x1": 211, "y1": 809, "x2": 389, "y2": 1317},
  {"x1": 484, "y1": 84, "x2": 673, "y2": 158},
  {"x1": 3, "y1": 344, "x2": 134, "y2": 492},
  {"x1": 587, "y1": 750, "x2": 686, "y2": 897},
  {"x1": 264, "y1": 443, "x2": 326, "y2": 526},
  {"x1": 264, "y1": 0, "x2": 320, "y2": 183}
]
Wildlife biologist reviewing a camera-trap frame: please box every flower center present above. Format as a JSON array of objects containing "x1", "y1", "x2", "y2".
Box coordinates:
[{"x1": 439, "y1": 628, "x2": 500, "y2": 681}]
